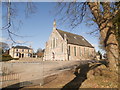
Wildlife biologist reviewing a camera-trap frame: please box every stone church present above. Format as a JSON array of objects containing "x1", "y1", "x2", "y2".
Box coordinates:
[{"x1": 43, "y1": 21, "x2": 96, "y2": 61}]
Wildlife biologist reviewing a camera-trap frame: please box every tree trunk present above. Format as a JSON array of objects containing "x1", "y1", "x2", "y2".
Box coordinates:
[
  {"x1": 100, "y1": 21, "x2": 119, "y2": 70},
  {"x1": 88, "y1": 2, "x2": 119, "y2": 70}
]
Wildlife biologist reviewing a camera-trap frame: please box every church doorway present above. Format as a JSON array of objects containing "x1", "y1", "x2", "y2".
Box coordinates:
[{"x1": 52, "y1": 52, "x2": 55, "y2": 60}]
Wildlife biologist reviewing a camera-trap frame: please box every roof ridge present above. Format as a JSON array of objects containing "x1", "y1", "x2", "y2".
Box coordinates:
[{"x1": 56, "y1": 29, "x2": 82, "y2": 37}]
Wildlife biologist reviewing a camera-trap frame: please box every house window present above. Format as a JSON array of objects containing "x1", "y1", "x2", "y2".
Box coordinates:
[
  {"x1": 22, "y1": 49, "x2": 24, "y2": 52},
  {"x1": 16, "y1": 49, "x2": 18, "y2": 52},
  {"x1": 28, "y1": 50, "x2": 29, "y2": 52},
  {"x1": 74, "y1": 47, "x2": 76, "y2": 56},
  {"x1": 28, "y1": 53, "x2": 31, "y2": 57}
]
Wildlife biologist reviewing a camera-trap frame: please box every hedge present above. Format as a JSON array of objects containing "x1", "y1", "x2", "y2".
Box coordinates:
[{"x1": 1, "y1": 54, "x2": 13, "y2": 62}]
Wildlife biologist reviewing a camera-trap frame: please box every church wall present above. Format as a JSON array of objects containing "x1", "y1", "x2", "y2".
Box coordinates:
[
  {"x1": 44, "y1": 29, "x2": 68, "y2": 61},
  {"x1": 67, "y1": 44, "x2": 95, "y2": 60}
]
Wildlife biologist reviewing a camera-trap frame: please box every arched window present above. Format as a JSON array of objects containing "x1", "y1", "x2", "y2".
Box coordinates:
[
  {"x1": 53, "y1": 37, "x2": 55, "y2": 48},
  {"x1": 62, "y1": 43, "x2": 63, "y2": 53},
  {"x1": 84, "y1": 48, "x2": 85, "y2": 55},
  {"x1": 68, "y1": 46, "x2": 70, "y2": 56},
  {"x1": 74, "y1": 47, "x2": 76, "y2": 56},
  {"x1": 79, "y1": 47, "x2": 81, "y2": 56}
]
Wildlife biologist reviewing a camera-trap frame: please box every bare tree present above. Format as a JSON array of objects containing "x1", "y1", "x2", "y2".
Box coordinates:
[
  {"x1": 2, "y1": 1, "x2": 37, "y2": 43},
  {"x1": 36, "y1": 48, "x2": 43, "y2": 53},
  {"x1": 0, "y1": 42, "x2": 9, "y2": 53},
  {"x1": 56, "y1": 1, "x2": 120, "y2": 70}
]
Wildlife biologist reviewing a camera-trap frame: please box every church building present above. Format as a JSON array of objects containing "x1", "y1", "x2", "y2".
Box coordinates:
[{"x1": 43, "y1": 21, "x2": 96, "y2": 61}]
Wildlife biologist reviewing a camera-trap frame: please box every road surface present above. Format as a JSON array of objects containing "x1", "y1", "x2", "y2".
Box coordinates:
[{"x1": 1, "y1": 59, "x2": 97, "y2": 88}]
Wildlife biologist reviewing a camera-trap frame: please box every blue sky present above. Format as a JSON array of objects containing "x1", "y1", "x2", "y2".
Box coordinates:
[{"x1": 2, "y1": 2, "x2": 102, "y2": 52}]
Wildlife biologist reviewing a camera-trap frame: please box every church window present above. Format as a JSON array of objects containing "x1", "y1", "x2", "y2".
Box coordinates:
[
  {"x1": 56, "y1": 38, "x2": 58, "y2": 47},
  {"x1": 74, "y1": 47, "x2": 76, "y2": 56},
  {"x1": 88, "y1": 48, "x2": 89, "y2": 57},
  {"x1": 53, "y1": 37, "x2": 55, "y2": 48},
  {"x1": 51, "y1": 39, "x2": 52, "y2": 48},
  {"x1": 84, "y1": 48, "x2": 85, "y2": 55},
  {"x1": 62, "y1": 43, "x2": 63, "y2": 53},
  {"x1": 68, "y1": 46, "x2": 70, "y2": 56},
  {"x1": 79, "y1": 47, "x2": 81, "y2": 56}
]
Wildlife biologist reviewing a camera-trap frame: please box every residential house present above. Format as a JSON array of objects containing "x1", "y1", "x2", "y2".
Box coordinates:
[{"x1": 9, "y1": 46, "x2": 33, "y2": 58}]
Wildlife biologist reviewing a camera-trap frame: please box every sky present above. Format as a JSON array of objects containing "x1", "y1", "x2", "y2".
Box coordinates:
[{"x1": 1, "y1": 2, "x2": 103, "y2": 53}]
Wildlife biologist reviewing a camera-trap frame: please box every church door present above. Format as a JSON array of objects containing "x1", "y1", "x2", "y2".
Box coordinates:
[{"x1": 52, "y1": 52, "x2": 55, "y2": 60}]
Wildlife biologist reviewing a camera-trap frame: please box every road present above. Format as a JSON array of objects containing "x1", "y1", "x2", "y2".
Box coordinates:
[{"x1": 1, "y1": 59, "x2": 97, "y2": 88}]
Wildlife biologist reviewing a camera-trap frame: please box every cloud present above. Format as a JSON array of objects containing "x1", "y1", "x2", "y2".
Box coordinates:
[
  {"x1": 16, "y1": 40, "x2": 26, "y2": 43},
  {"x1": 16, "y1": 40, "x2": 33, "y2": 44}
]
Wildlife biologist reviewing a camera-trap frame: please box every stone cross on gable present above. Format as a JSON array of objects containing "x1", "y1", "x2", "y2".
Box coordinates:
[{"x1": 53, "y1": 20, "x2": 56, "y2": 30}]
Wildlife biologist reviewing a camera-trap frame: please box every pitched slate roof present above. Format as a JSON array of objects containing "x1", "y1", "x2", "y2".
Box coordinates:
[
  {"x1": 12, "y1": 46, "x2": 32, "y2": 49},
  {"x1": 56, "y1": 29, "x2": 94, "y2": 48}
]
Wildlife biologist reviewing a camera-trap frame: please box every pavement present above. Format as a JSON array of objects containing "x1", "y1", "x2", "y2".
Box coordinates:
[{"x1": 1, "y1": 58, "x2": 95, "y2": 88}]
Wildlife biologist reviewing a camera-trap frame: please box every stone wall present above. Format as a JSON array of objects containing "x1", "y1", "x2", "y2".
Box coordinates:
[{"x1": 44, "y1": 29, "x2": 68, "y2": 61}]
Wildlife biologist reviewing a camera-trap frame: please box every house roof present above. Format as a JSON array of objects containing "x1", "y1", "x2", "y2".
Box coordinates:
[
  {"x1": 12, "y1": 46, "x2": 32, "y2": 49},
  {"x1": 56, "y1": 29, "x2": 94, "y2": 48}
]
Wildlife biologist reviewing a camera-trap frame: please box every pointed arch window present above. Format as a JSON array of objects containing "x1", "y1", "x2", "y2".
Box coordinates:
[{"x1": 74, "y1": 47, "x2": 76, "y2": 56}]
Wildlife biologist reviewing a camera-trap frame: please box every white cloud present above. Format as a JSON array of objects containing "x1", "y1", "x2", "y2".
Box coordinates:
[{"x1": 16, "y1": 40, "x2": 26, "y2": 43}]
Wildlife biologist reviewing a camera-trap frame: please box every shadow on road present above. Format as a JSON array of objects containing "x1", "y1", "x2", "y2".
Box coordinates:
[
  {"x1": 2, "y1": 81, "x2": 33, "y2": 89},
  {"x1": 2, "y1": 83, "x2": 23, "y2": 89}
]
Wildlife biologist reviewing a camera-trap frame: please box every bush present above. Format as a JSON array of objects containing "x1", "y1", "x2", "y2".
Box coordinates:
[
  {"x1": 13, "y1": 58, "x2": 19, "y2": 60},
  {"x1": 1, "y1": 54, "x2": 13, "y2": 62}
]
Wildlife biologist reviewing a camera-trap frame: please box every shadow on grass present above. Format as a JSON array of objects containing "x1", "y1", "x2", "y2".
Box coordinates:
[{"x1": 61, "y1": 60, "x2": 108, "y2": 90}]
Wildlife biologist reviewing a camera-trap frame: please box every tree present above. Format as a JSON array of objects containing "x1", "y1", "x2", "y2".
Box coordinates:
[
  {"x1": 56, "y1": 2, "x2": 120, "y2": 70},
  {"x1": 36, "y1": 48, "x2": 43, "y2": 53},
  {"x1": 2, "y1": 1, "x2": 37, "y2": 43},
  {"x1": 0, "y1": 42, "x2": 9, "y2": 53},
  {"x1": 97, "y1": 51, "x2": 102, "y2": 60},
  {"x1": 112, "y1": 2, "x2": 120, "y2": 65},
  {"x1": 36, "y1": 48, "x2": 44, "y2": 58}
]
